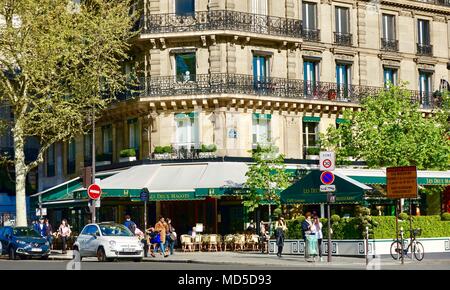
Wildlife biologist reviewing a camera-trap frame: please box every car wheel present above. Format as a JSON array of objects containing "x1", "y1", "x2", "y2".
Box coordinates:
[
  {"x1": 40, "y1": 255, "x2": 49, "y2": 260},
  {"x1": 97, "y1": 247, "x2": 107, "y2": 262},
  {"x1": 133, "y1": 258, "x2": 143, "y2": 262},
  {"x1": 8, "y1": 247, "x2": 18, "y2": 260},
  {"x1": 72, "y1": 247, "x2": 82, "y2": 261}
]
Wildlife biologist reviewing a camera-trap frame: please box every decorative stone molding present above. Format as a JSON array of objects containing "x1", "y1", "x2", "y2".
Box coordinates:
[
  {"x1": 417, "y1": 63, "x2": 436, "y2": 71},
  {"x1": 320, "y1": 0, "x2": 331, "y2": 5},
  {"x1": 414, "y1": 57, "x2": 438, "y2": 66},
  {"x1": 201, "y1": 35, "x2": 207, "y2": 47},
  {"x1": 378, "y1": 53, "x2": 403, "y2": 62},
  {"x1": 399, "y1": 10, "x2": 413, "y2": 17},
  {"x1": 381, "y1": 59, "x2": 401, "y2": 68},
  {"x1": 302, "y1": 50, "x2": 323, "y2": 58},
  {"x1": 330, "y1": 47, "x2": 357, "y2": 56},
  {"x1": 433, "y1": 15, "x2": 446, "y2": 23},
  {"x1": 301, "y1": 44, "x2": 326, "y2": 53}
]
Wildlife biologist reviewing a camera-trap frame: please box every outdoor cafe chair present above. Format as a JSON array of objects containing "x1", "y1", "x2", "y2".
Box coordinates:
[
  {"x1": 180, "y1": 235, "x2": 193, "y2": 252},
  {"x1": 223, "y1": 234, "x2": 235, "y2": 251},
  {"x1": 207, "y1": 234, "x2": 219, "y2": 252},
  {"x1": 234, "y1": 234, "x2": 246, "y2": 251},
  {"x1": 193, "y1": 234, "x2": 203, "y2": 251}
]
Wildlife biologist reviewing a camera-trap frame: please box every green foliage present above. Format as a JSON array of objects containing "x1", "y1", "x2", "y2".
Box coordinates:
[
  {"x1": 331, "y1": 214, "x2": 341, "y2": 224},
  {"x1": 119, "y1": 148, "x2": 136, "y2": 158},
  {"x1": 398, "y1": 212, "x2": 409, "y2": 221},
  {"x1": 321, "y1": 85, "x2": 450, "y2": 170},
  {"x1": 442, "y1": 213, "x2": 450, "y2": 221},
  {"x1": 243, "y1": 144, "x2": 292, "y2": 212},
  {"x1": 154, "y1": 146, "x2": 173, "y2": 154},
  {"x1": 201, "y1": 144, "x2": 217, "y2": 152},
  {"x1": 306, "y1": 147, "x2": 320, "y2": 155},
  {"x1": 285, "y1": 215, "x2": 450, "y2": 239}
]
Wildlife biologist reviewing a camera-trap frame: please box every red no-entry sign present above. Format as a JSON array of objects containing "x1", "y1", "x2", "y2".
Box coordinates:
[{"x1": 87, "y1": 184, "x2": 102, "y2": 200}]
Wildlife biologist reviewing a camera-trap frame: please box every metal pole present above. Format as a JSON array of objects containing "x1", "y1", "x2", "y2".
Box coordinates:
[
  {"x1": 327, "y1": 202, "x2": 331, "y2": 263},
  {"x1": 400, "y1": 226, "x2": 404, "y2": 265},
  {"x1": 365, "y1": 226, "x2": 369, "y2": 266},
  {"x1": 409, "y1": 198, "x2": 413, "y2": 260},
  {"x1": 144, "y1": 200, "x2": 147, "y2": 233},
  {"x1": 91, "y1": 108, "x2": 96, "y2": 224},
  {"x1": 38, "y1": 195, "x2": 43, "y2": 220},
  {"x1": 395, "y1": 200, "x2": 399, "y2": 241}
]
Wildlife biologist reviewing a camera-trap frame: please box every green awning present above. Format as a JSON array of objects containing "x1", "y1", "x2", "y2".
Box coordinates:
[
  {"x1": 336, "y1": 118, "x2": 351, "y2": 124},
  {"x1": 302, "y1": 116, "x2": 321, "y2": 123},
  {"x1": 280, "y1": 170, "x2": 372, "y2": 205},
  {"x1": 175, "y1": 112, "x2": 198, "y2": 119},
  {"x1": 252, "y1": 113, "x2": 271, "y2": 120},
  {"x1": 149, "y1": 192, "x2": 203, "y2": 201}
]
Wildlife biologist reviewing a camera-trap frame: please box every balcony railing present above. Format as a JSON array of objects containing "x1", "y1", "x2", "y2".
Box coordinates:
[
  {"x1": 142, "y1": 10, "x2": 303, "y2": 38},
  {"x1": 334, "y1": 32, "x2": 352, "y2": 46},
  {"x1": 120, "y1": 73, "x2": 438, "y2": 109},
  {"x1": 417, "y1": 43, "x2": 433, "y2": 56},
  {"x1": 302, "y1": 28, "x2": 321, "y2": 42},
  {"x1": 381, "y1": 38, "x2": 399, "y2": 52}
]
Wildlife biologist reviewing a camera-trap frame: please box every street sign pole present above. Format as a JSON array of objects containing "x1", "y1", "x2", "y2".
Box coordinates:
[
  {"x1": 91, "y1": 106, "x2": 96, "y2": 224},
  {"x1": 327, "y1": 200, "x2": 331, "y2": 263},
  {"x1": 144, "y1": 199, "x2": 147, "y2": 232}
]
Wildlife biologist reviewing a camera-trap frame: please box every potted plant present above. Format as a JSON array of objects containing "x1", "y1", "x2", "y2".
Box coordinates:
[
  {"x1": 96, "y1": 153, "x2": 112, "y2": 166},
  {"x1": 305, "y1": 147, "x2": 320, "y2": 160},
  {"x1": 327, "y1": 89, "x2": 337, "y2": 101},
  {"x1": 153, "y1": 145, "x2": 173, "y2": 160},
  {"x1": 119, "y1": 148, "x2": 137, "y2": 162},
  {"x1": 199, "y1": 144, "x2": 217, "y2": 158}
]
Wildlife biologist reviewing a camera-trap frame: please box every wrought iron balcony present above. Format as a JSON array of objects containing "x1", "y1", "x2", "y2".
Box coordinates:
[
  {"x1": 141, "y1": 10, "x2": 302, "y2": 38},
  {"x1": 417, "y1": 43, "x2": 433, "y2": 56},
  {"x1": 301, "y1": 28, "x2": 321, "y2": 42},
  {"x1": 116, "y1": 73, "x2": 437, "y2": 109},
  {"x1": 381, "y1": 38, "x2": 399, "y2": 52},
  {"x1": 334, "y1": 32, "x2": 352, "y2": 46}
]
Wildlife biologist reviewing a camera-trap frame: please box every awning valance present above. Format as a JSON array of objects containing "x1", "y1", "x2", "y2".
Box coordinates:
[{"x1": 280, "y1": 170, "x2": 372, "y2": 205}]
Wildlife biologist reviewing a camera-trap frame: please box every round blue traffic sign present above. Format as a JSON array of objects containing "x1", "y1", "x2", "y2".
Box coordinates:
[{"x1": 320, "y1": 171, "x2": 335, "y2": 185}]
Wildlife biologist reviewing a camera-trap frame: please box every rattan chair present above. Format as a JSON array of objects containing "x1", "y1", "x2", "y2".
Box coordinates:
[
  {"x1": 233, "y1": 234, "x2": 246, "y2": 251},
  {"x1": 223, "y1": 234, "x2": 235, "y2": 251},
  {"x1": 207, "y1": 234, "x2": 219, "y2": 251},
  {"x1": 180, "y1": 235, "x2": 193, "y2": 252},
  {"x1": 193, "y1": 234, "x2": 203, "y2": 251},
  {"x1": 246, "y1": 234, "x2": 260, "y2": 251}
]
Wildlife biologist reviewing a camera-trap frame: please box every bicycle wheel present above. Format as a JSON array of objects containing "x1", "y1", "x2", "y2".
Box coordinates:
[
  {"x1": 390, "y1": 241, "x2": 402, "y2": 260},
  {"x1": 413, "y1": 242, "x2": 425, "y2": 261}
]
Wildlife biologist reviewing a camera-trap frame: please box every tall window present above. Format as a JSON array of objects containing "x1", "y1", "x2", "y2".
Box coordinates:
[
  {"x1": 175, "y1": 0, "x2": 195, "y2": 15},
  {"x1": 302, "y1": 121, "x2": 319, "y2": 157},
  {"x1": 335, "y1": 7, "x2": 349, "y2": 34},
  {"x1": 84, "y1": 134, "x2": 92, "y2": 164},
  {"x1": 46, "y1": 144, "x2": 55, "y2": 177},
  {"x1": 67, "y1": 140, "x2": 76, "y2": 175},
  {"x1": 251, "y1": 0, "x2": 268, "y2": 15},
  {"x1": 304, "y1": 61, "x2": 319, "y2": 95},
  {"x1": 419, "y1": 71, "x2": 432, "y2": 107},
  {"x1": 252, "y1": 114, "x2": 271, "y2": 147},
  {"x1": 175, "y1": 113, "x2": 199, "y2": 149},
  {"x1": 128, "y1": 119, "x2": 139, "y2": 151},
  {"x1": 175, "y1": 52, "x2": 196, "y2": 82},
  {"x1": 384, "y1": 67, "x2": 398, "y2": 87},
  {"x1": 302, "y1": 2, "x2": 317, "y2": 30},
  {"x1": 102, "y1": 125, "x2": 113, "y2": 155},
  {"x1": 382, "y1": 14, "x2": 396, "y2": 41},
  {"x1": 336, "y1": 63, "x2": 351, "y2": 98},
  {"x1": 417, "y1": 19, "x2": 430, "y2": 45},
  {"x1": 253, "y1": 55, "x2": 270, "y2": 89}
]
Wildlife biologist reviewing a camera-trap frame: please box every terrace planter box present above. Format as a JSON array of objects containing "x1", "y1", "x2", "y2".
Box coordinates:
[
  {"x1": 96, "y1": 161, "x2": 111, "y2": 166},
  {"x1": 199, "y1": 152, "x2": 217, "y2": 159},
  {"x1": 119, "y1": 156, "x2": 136, "y2": 163},
  {"x1": 306, "y1": 155, "x2": 320, "y2": 160},
  {"x1": 154, "y1": 153, "x2": 172, "y2": 160}
]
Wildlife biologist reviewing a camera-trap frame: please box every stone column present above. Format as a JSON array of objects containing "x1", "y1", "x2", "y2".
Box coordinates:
[
  {"x1": 287, "y1": 50, "x2": 297, "y2": 79},
  {"x1": 149, "y1": 49, "x2": 161, "y2": 77},
  {"x1": 227, "y1": 43, "x2": 236, "y2": 74},
  {"x1": 209, "y1": 44, "x2": 221, "y2": 74},
  {"x1": 140, "y1": 115, "x2": 153, "y2": 159},
  {"x1": 285, "y1": 0, "x2": 295, "y2": 18}
]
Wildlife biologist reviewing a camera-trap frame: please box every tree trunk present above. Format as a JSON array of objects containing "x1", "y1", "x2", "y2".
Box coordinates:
[{"x1": 13, "y1": 123, "x2": 28, "y2": 227}]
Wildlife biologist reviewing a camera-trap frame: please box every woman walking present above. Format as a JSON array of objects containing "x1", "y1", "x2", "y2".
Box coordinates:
[
  {"x1": 58, "y1": 219, "x2": 71, "y2": 254},
  {"x1": 274, "y1": 217, "x2": 287, "y2": 258},
  {"x1": 313, "y1": 216, "x2": 323, "y2": 261},
  {"x1": 155, "y1": 216, "x2": 168, "y2": 257},
  {"x1": 166, "y1": 218, "x2": 177, "y2": 255}
]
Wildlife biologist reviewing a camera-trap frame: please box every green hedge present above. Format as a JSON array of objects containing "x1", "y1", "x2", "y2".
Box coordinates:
[
  {"x1": 119, "y1": 148, "x2": 136, "y2": 158},
  {"x1": 285, "y1": 215, "x2": 450, "y2": 240}
]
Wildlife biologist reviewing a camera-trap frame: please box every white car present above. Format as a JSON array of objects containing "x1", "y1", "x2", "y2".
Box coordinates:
[{"x1": 73, "y1": 222, "x2": 144, "y2": 262}]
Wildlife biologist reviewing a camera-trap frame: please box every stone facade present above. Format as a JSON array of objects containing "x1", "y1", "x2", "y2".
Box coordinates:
[{"x1": 39, "y1": 0, "x2": 450, "y2": 190}]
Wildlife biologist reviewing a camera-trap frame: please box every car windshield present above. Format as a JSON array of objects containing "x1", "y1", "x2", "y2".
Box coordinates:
[
  {"x1": 13, "y1": 228, "x2": 41, "y2": 237},
  {"x1": 99, "y1": 224, "x2": 133, "y2": 237}
]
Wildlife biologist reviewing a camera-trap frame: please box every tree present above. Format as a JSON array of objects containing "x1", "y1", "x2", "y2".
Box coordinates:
[
  {"x1": 243, "y1": 144, "x2": 292, "y2": 234},
  {"x1": 321, "y1": 84, "x2": 450, "y2": 170},
  {"x1": 0, "y1": 0, "x2": 137, "y2": 226}
]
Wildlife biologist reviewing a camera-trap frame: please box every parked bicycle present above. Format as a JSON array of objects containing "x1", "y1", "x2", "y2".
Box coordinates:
[{"x1": 390, "y1": 228, "x2": 424, "y2": 261}]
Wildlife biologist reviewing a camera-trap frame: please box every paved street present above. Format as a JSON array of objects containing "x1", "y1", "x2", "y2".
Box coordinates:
[{"x1": 1, "y1": 251, "x2": 449, "y2": 270}]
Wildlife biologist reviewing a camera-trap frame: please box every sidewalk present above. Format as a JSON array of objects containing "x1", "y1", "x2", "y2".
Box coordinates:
[{"x1": 46, "y1": 250, "x2": 376, "y2": 268}]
